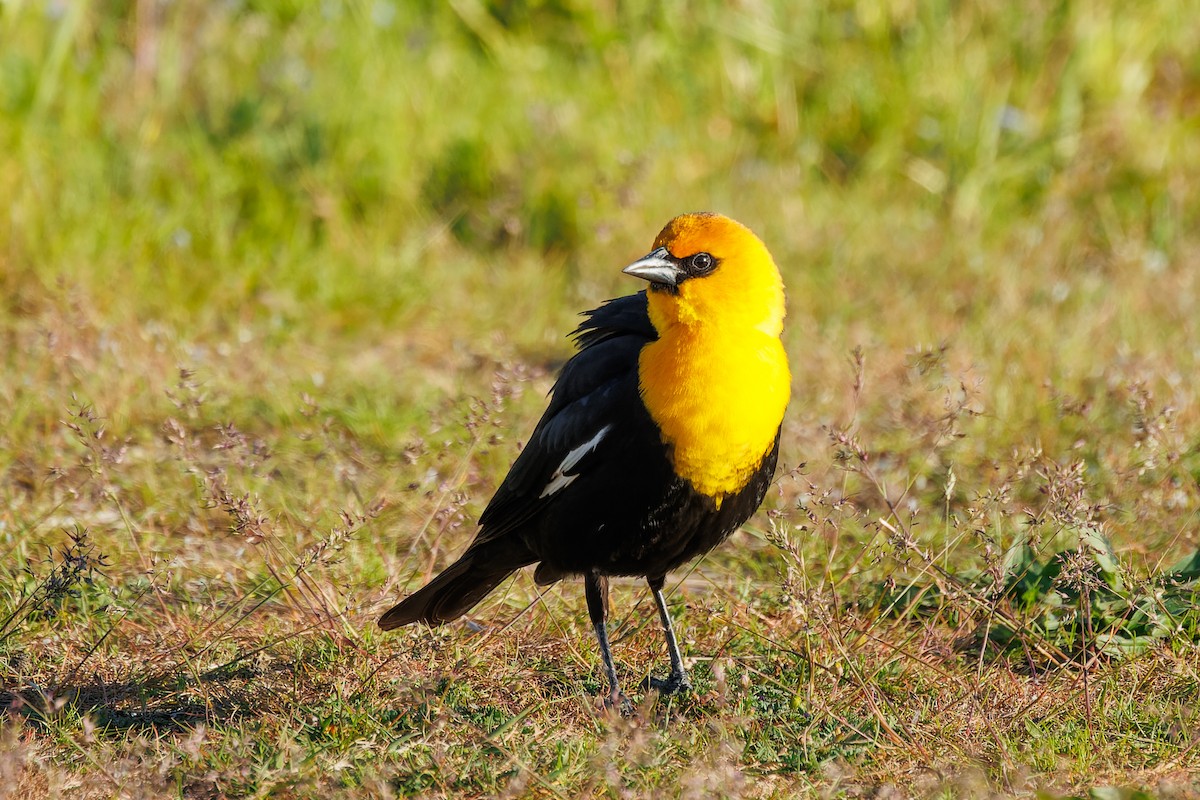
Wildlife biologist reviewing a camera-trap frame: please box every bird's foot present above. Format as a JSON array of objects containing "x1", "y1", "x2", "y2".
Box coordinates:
[
  {"x1": 642, "y1": 672, "x2": 692, "y2": 697},
  {"x1": 602, "y1": 690, "x2": 635, "y2": 716}
]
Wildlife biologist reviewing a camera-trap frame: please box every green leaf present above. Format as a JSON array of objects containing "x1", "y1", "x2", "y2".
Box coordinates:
[
  {"x1": 1002, "y1": 534, "x2": 1036, "y2": 581},
  {"x1": 1094, "y1": 633, "x2": 1157, "y2": 657},
  {"x1": 1163, "y1": 548, "x2": 1200, "y2": 585},
  {"x1": 1080, "y1": 527, "x2": 1125, "y2": 593}
]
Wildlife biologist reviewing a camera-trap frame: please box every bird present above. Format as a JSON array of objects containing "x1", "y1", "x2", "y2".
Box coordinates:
[{"x1": 379, "y1": 212, "x2": 791, "y2": 707}]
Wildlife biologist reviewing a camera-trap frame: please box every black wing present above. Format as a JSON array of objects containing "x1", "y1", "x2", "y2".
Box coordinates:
[{"x1": 475, "y1": 291, "x2": 655, "y2": 542}]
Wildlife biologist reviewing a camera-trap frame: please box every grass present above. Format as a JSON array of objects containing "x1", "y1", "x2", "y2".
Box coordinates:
[{"x1": 3, "y1": 0, "x2": 1200, "y2": 796}]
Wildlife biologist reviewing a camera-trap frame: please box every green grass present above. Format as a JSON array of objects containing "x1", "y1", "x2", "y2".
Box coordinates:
[{"x1": 3, "y1": 0, "x2": 1200, "y2": 796}]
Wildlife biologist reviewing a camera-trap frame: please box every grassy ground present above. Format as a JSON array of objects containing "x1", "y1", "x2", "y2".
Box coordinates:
[{"x1": 3, "y1": 1, "x2": 1200, "y2": 797}]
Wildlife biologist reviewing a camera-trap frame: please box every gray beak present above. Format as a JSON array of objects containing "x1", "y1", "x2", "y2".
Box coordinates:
[{"x1": 622, "y1": 247, "x2": 684, "y2": 286}]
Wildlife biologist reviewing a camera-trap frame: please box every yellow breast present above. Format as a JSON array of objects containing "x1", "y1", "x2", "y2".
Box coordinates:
[
  {"x1": 624, "y1": 212, "x2": 790, "y2": 502},
  {"x1": 638, "y1": 327, "x2": 791, "y2": 502}
]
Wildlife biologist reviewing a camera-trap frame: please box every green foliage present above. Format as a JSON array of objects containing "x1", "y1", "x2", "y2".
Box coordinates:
[
  {"x1": 878, "y1": 528, "x2": 1200, "y2": 658},
  {"x1": 0, "y1": 527, "x2": 110, "y2": 643},
  {"x1": 422, "y1": 138, "x2": 498, "y2": 245},
  {"x1": 3, "y1": 0, "x2": 1200, "y2": 796}
]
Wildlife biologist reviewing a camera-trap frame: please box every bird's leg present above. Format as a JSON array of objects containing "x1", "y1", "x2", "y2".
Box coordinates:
[
  {"x1": 644, "y1": 576, "x2": 692, "y2": 696},
  {"x1": 585, "y1": 571, "x2": 629, "y2": 711}
]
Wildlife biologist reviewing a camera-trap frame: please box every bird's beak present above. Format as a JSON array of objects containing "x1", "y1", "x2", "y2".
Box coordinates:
[{"x1": 622, "y1": 247, "x2": 684, "y2": 287}]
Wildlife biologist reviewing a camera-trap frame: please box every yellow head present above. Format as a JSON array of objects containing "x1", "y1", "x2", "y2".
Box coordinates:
[{"x1": 623, "y1": 212, "x2": 786, "y2": 340}]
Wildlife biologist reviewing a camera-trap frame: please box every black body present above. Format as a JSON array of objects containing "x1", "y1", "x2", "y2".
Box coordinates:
[{"x1": 379, "y1": 290, "x2": 779, "y2": 636}]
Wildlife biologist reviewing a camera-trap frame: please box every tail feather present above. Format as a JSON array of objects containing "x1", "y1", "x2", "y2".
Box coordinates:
[{"x1": 378, "y1": 546, "x2": 531, "y2": 630}]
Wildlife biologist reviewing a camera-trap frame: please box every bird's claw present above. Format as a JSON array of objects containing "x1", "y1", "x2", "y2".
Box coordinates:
[
  {"x1": 643, "y1": 673, "x2": 692, "y2": 697},
  {"x1": 603, "y1": 691, "x2": 635, "y2": 716}
]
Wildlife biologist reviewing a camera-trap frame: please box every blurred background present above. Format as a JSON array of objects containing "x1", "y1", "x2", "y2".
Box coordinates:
[
  {"x1": 5, "y1": 1, "x2": 1194, "y2": 336},
  {"x1": 5, "y1": 0, "x2": 1198, "y2": 532},
  {"x1": 5, "y1": 0, "x2": 1197, "y2": 443},
  {"x1": 3, "y1": 1, "x2": 1200, "y2": 793}
]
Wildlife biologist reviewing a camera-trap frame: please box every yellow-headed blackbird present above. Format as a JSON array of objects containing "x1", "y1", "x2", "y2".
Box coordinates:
[{"x1": 380, "y1": 212, "x2": 790, "y2": 704}]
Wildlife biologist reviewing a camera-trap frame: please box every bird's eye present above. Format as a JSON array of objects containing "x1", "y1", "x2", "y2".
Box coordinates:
[{"x1": 689, "y1": 252, "x2": 715, "y2": 273}]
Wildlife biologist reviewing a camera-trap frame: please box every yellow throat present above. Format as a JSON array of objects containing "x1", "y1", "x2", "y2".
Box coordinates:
[{"x1": 634, "y1": 214, "x2": 791, "y2": 502}]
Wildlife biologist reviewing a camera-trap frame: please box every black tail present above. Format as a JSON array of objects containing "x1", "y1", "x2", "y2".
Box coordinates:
[{"x1": 378, "y1": 545, "x2": 533, "y2": 630}]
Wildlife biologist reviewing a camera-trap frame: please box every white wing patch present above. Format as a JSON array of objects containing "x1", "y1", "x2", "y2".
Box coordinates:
[{"x1": 539, "y1": 425, "x2": 612, "y2": 499}]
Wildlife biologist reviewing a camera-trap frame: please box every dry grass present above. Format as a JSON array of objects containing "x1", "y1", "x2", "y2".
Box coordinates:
[
  {"x1": 3, "y1": 280, "x2": 1199, "y2": 797},
  {"x1": 4, "y1": 1, "x2": 1200, "y2": 797}
]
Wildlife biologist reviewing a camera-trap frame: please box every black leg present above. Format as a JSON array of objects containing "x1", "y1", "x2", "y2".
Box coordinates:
[
  {"x1": 585, "y1": 571, "x2": 627, "y2": 710},
  {"x1": 645, "y1": 576, "x2": 692, "y2": 696}
]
